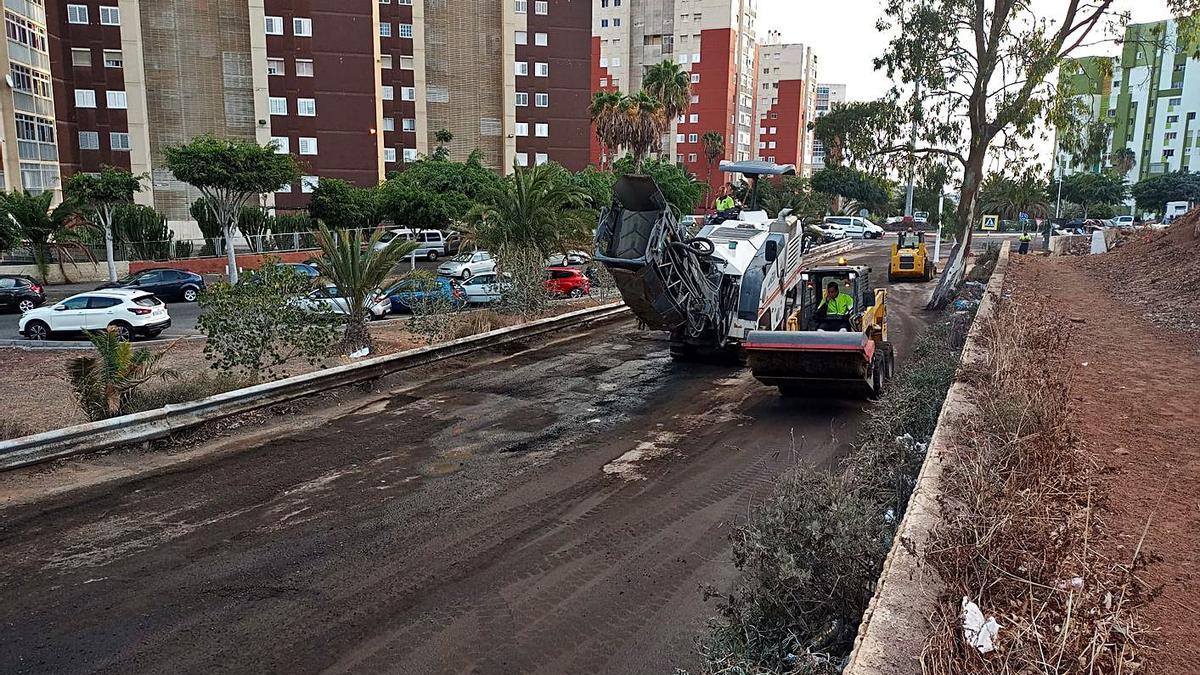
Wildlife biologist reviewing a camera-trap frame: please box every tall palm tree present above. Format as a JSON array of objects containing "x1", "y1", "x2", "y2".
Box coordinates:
[
  {"x1": 313, "y1": 224, "x2": 418, "y2": 354},
  {"x1": 1111, "y1": 147, "x2": 1137, "y2": 177},
  {"x1": 464, "y1": 163, "x2": 594, "y2": 258},
  {"x1": 701, "y1": 131, "x2": 725, "y2": 204},
  {"x1": 643, "y1": 60, "x2": 692, "y2": 125},
  {"x1": 0, "y1": 190, "x2": 88, "y2": 283},
  {"x1": 589, "y1": 90, "x2": 625, "y2": 169},
  {"x1": 621, "y1": 90, "x2": 667, "y2": 170},
  {"x1": 980, "y1": 173, "x2": 1050, "y2": 222}
]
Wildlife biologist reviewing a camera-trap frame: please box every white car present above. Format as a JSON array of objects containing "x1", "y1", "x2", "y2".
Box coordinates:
[
  {"x1": 1113, "y1": 215, "x2": 1135, "y2": 228},
  {"x1": 823, "y1": 216, "x2": 884, "y2": 239},
  {"x1": 374, "y1": 228, "x2": 449, "y2": 261},
  {"x1": 437, "y1": 250, "x2": 497, "y2": 280},
  {"x1": 299, "y1": 285, "x2": 391, "y2": 319},
  {"x1": 19, "y1": 289, "x2": 171, "y2": 341},
  {"x1": 545, "y1": 251, "x2": 591, "y2": 266},
  {"x1": 813, "y1": 221, "x2": 848, "y2": 240},
  {"x1": 459, "y1": 273, "x2": 512, "y2": 304}
]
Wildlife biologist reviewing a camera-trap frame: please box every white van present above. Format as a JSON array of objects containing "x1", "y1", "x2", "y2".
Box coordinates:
[
  {"x1": 822, "y1": 216, "x2": 884, "y2": 239},
  {"x1": 375, "y1": 229, "x2": 449, "y2": 260}
]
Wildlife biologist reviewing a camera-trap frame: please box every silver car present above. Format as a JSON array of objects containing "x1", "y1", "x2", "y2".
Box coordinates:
[
  {"x1": 299, "y1": 285, "x2": 391, "y2": 319},
  {"x1": 437, "y1": 250, "x2": 497, "y2": 280}
]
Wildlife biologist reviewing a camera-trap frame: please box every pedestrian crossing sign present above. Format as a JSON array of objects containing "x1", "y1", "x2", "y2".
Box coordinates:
[{"x1": 981, "y1": 214, "x2": 999, "y2": 231}]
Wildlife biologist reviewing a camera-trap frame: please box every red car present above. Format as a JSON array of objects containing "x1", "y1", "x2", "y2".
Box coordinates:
[{"x1": 544, "y1": 267, "x2": 591, "y2": 297}]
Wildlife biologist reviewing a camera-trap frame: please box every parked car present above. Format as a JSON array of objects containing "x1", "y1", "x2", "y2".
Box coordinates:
[
  {"x1": 813, "y1": 220, "x2": 848, "y2": 240},
  {"x1": 374, "y1": 228, "x2": 450, "y2": 260},
  {"x1": 384, "y1": 276, "x2": 465, "y2": 313},
  {"x1": 283, "y1": 262, "x2": 320, "y2": 280},
  {"x1": 437, "y1": 250, "x2": 497, "y2": 280},
  {"x1": 1112, "y1": 215, "x2": 1136, "y2": 228},
  {"x1": 459, "y1": 273, "x2": 511, "y2": 304},
  {"x1": 544, "y1": 267, "x2": 591, "y2": 298},
  {"x1": 97, "y1": 268, "x2": 206, "y2": 302},
  {"x1": 299, "y1": 284, "x2": 391, "y2": 319},
  {"x1": 0, "y1": 274, "x2": 45, "y2": 314},
  {"x1": 19, "y1": 289, "x2": 171, "y2": 341},
  {"x1": 545, "y1": 251, "x2": 592, "y2": 267},
  {"x1": 823, "y1": 216, "x2": 884, "y2": 239}
]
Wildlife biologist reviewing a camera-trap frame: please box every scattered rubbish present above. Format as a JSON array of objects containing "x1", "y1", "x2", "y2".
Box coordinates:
[
  {"x1": 1081, "y1": 362, "x2": 1088, "y2": 367},
  {"x1": 952, "y1": 299, "x2": 980, "y2": 311},
  {"x1": 349, "y1": 347, "x2": 370, "y2": 359},
  {"x1": 964, "y1": 281, "x2": 986, "y2": 289},
  {"x1": 961, "y1": 597, "x2": 1002, "y2": 653},
  {"x1": 1056, "y1": 576, "x2": 1085, "y2": 591}
]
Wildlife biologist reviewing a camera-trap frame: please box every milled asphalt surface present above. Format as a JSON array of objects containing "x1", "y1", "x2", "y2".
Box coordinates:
[{"x1": 0, "y1": 242, "x2": 933, "y2": 674}]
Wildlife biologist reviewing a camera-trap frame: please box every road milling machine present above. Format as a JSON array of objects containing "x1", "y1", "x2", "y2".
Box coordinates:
[{"x1": 593, "y1": 161, "x2": 894, "y2": 397}]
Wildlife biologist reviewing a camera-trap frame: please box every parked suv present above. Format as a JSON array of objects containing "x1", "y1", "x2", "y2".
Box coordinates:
[
  {"x1": 0, "y1": 274, "x2": 45, "y2": 313},
  {"x1": 375, "y1": 229, "x2": 449, "y2": 260},
  {"x1": 98, "y1": 268, "x2": 205, "y2": 302},
  {"x1": 544, "y1": 267, "x2": 591, "y2": 297},
  {"x1": 823, "y1": 216, "x2": 884, "y2": 239},
  {"x1": 19, "y1": 289, "x2": 171, "y2": 341}
]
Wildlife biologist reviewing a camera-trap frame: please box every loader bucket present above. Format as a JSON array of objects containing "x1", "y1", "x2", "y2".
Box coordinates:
[{"x1": 743, "y1": 330, "x2": 877, "y2": 397}]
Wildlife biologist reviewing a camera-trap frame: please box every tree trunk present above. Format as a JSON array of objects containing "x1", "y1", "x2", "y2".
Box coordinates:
[
  {"x1": 341, "y1": 315, "x2": 372, "y2": 355},
  {"x1": 224, "y1": 223, "x2": 240, "y2": 284},
  {"x1": 103, "y1": 222, "x2": 117, "y2": 283},
  {"x1": 955, "y1": 141, "x2": 989, "y2": 248}
]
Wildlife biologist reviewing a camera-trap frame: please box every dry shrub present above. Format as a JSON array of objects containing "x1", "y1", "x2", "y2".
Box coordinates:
[
  {"x1": 124, "y1": 372, "x2": 255, "y2": 414},
  {"x1": 921, "y1": 304, "x2": 1149, "y2": 674},
  {"x1": 1, "y1": 420, "x2": 32, "y2": 441},
  {"x1": 445, "y1": 310, "x2": 521, "y2": 340}
]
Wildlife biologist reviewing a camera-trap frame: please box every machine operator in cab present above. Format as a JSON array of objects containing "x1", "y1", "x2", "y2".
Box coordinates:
[{"x1": 814, "y1": 281, "x2": 855, "y2": 331}]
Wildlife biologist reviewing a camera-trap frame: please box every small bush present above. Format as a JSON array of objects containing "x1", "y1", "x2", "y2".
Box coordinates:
[{"x1": 124, "y1": 372, "x2": 254, "y2": 413}]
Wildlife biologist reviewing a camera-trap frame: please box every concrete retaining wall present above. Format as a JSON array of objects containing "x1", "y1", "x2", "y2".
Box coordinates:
[
  {"x1": 127, "y1": 250, "x2": 318, "y2": 275},
  {"x1": 844, "y1": 241, "x2": 1011, "y2": 675},
  {"x1": 0, "y1": 261, "x2": 131, "y2": 284}
]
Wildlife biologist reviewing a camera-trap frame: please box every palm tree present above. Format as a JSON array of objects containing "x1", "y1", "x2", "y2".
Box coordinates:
[
  {"x1": 68, "y1": 328, "x2": 176, "y2": 420},
  {"x1": 980, "y1": 173, "x2": 1051, "y2": 222},
  {"x1": 0, "y1": 191, "x2": 89, "y2": 283},
  {"x1": 643, "y1": 60, "x2": 692, "y2": 126},
  {"x1": 701, "y1": 131, "x2": 725, "y2": 204},
  {"x1": 464, "y1": 163, "x2": 594, "y2": 258},
  {"x1": 1111, "y1": 147, "x2": 1137, "y2": 177},
  {"x1": 621, "y1": 90, "x2": 667, "y2": 170},
  {"x1": 589, "y1": 90, "x2": 625, "y2": 169},
  {"x1": 313, "y1": 224, "x2": 418, "y2": 354}
]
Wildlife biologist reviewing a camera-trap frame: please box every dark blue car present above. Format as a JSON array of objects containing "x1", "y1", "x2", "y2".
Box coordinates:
[{"x1": 385, "y1": 277, "x2": 465, "y2": 313}]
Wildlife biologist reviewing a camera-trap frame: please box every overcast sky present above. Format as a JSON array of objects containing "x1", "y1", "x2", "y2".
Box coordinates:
[{"x1": 758, "y1": 0, "x2": 1177, "y2": 101}]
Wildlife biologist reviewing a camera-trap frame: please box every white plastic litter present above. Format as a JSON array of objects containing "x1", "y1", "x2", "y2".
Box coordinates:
[
  {"x1": 961, "y1": 597, "x2": 1002, "y2": 653},
  {"x1": 349, "y1": 347, "x2": 370, "y2": 359}
]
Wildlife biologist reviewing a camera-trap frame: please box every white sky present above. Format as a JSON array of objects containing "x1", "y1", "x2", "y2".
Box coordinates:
[{"x1": 758, "y1": 0, "x2": 1176, "y2": 101}]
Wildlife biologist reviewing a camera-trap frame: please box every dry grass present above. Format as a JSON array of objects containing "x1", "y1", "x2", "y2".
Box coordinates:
[{"x1": 920, "y1": 304, "x2": 1150, "y2": 674}]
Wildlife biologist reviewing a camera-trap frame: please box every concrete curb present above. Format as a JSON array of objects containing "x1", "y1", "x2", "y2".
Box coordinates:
[
  {"x1": 844, "y1": 241, "x2": 1011, "y2": 674},
  {"x1": 0, "y1": 302, "x2": 629, "y2": 472}
]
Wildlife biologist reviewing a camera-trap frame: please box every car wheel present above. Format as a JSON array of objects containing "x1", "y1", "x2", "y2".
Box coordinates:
[
  {"x1": 17, "y1": 299, "x2": 36, "y2": 313},
  {"x1": 108, "y1": 321, "x2": 133, "y2": 342},
  {"x1": 181, "y1": 286, "x2": 199, "y2": 302},
  {"x1": 568, "y1": 288, "x2": 584, "y2": 298},
  {"x1": 427, "y1": 251, "x2": 439, "y2": 261},
  {"x1": 461, "y1": 269, "x2": 472, "y2": 280},
  {"x1": 25, "y1": 320, "x2": 50, "y2": 340}
]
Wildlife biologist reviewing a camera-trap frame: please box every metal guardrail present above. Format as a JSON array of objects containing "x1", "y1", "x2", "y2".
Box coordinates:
[{"x1": 0, "y1": 302, "x2": 629, "y2": 471}]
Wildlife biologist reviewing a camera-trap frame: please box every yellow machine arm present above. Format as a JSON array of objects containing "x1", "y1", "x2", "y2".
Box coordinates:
[{"x1": 860, "y1": 288, "x2": 887, "y2": 341}]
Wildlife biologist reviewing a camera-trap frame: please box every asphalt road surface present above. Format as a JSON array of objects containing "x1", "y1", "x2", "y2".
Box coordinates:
[{"x1": 0, "y1": 242, "x2": 933, "y2": 674}]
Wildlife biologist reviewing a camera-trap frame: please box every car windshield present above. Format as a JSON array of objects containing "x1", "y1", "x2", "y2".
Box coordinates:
[
  {"x1": 379, "y1": 231, "x2": 399, "y2": 243},
  {"x1": 116, "y1": 273, "x2": 141, "y2": 283}
]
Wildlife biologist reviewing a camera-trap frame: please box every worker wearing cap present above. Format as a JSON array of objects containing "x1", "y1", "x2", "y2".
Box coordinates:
[{"x1": 815, "y1": 282, "x2": 855, "y2": 331}]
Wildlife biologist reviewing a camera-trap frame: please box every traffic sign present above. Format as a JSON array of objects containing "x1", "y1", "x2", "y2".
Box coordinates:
[{"x1": 981, "y1": 214, "x2": 999, "y2": 231}]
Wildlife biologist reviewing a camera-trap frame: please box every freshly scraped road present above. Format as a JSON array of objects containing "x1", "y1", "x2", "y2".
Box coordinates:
[{"x1": 0, "y1": 242, "x2": 931, "y2": 674}]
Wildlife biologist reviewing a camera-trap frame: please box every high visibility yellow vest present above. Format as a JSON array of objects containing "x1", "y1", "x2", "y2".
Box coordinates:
[{"x1": 820, "y1": 292, "x2": 854, "y2": 316}]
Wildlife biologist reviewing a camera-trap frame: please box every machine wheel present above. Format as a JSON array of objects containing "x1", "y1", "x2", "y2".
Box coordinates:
[{"x1": 869, "y1": 361, "x2": 885, "y2": 399}]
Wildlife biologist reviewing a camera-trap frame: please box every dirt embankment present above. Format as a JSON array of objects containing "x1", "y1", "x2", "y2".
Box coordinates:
[{"x1": 1004, "y1": 225, "x2": 1200, "y2": 673}]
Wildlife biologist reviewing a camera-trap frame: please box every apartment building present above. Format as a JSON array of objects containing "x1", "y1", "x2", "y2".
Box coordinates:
[
  {"x1": 807, "y1": 82, "x2": 845, "y2": 172},
  {"x1": 755, "y1": 31, "x2": 817, "y2": 174},
  {"x1": 0, "y1": 0, "x2": 591, "y2": 219},
  {"x1": 1056, "y1": 19, "x2": 1200, "y2": 183},
  {"x1": 592, "y1": 0, "x2": 760, "y2": 190}
]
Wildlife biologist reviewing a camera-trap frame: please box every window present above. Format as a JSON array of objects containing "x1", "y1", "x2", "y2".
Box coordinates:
[
  {"x1": 269, "y1": 96, "x2": 288, "y2": 115},
  {"x1": 293, "y1": 18, "x2": 313, "y2": 36},
  {"x1": 687, "y1": 153, "x2": 697, "y2": 162},
  {"x1": 535, "y1": 123, "x2": 548, "y2": 137},
  {"x1": 535, "y1": 92, "x2": 548, "y2": 107},
  {"x1": 380, "y1": 22, "x2": 391, "y2": 37},
  {"x1": 535, "y1": 1, "x2": 548, "y2": 14},
  {"x1": 515, "y1": 122, "x2": 529, "y2": 136},
  {"x1": 383, "y1": 117, "x2": 395, "y2": 131},
  {"x1": 515, "y1": 0, "x2": 527, "y2": 13},
  {"x1": 535, "y1": 152, "x2": 548, "y2": 165},
  {"x1": 267, "y1": 58, "x2": 284, "y2": 76},
  {"x1": 271, "y1": 136, "x2": 290, "y2": 153},
  {"x1": 71, "y1": 48, "x2": 91, "y2": 67},
  {"x1": 690, "y1": 73, "x2": 699, "y2": 83},
  {"x1": 75, "y1": 89, "x2": 96, "y2": 108},
  {"x1": 265, "y1": 16, "x2": 283, "y2": 34},
  {"x1": 381, "y1": 55, "x2": 393, "y2": 69},
  {"x1": 384, "y1": 148, "x2": 397, "y2": 163},
  {"x1": 79, "y1": 131, "x2": 99, "y2": 150},
  {"x1": 535, "y1": 62, "x2": 548, "y2": 77},
  {"x1": 688, "y1": 113, "x2": 697, "y2": 123},
  {"x1": 535, "y1": 32, "x2": 548, "y2": 46},
  {"x1": 382, "y1": 86, "x2": 394, "y2": 100},
  {"x1": 676, "y1": 133, "x2": 685, "y2": 143},
  {"x1": 110, "y1": 132, "x2": 130, "y2": 151},
  {"x1": 599, "y1": 78, "x2": 608, "y2": 87},
  {"x1": 515, "y1": 30, "x2": 527, "y2": 45},
  {"x1": 515, "y1": 152, "x2": 529, "y2": 167},
  {"x1": 296, "y1": 59, "x2": 313, "y2": 77},
  {"x1": 297, "y1": 98, "x2": 316, "y2": 116},
  {"x1": 301, "y1": 176, "x2": 319, "y2": 193},
  {"x1": 601, "y1": 19, "x2": 608, "y2": 28},
  {"x1": 402, "y1": 118, "x2": 416, "y2": 131},
  {"x1": 515, "y1": 92, "x2": 528, "y2": 106},
  {"x1": 277, "y1": 182, "x2": 292, "y2": 194},
  {"x1": 399, "y1": 56, "x2": 414, "y2": 69},
  {"x1": 690, "y1": 94, "x2": 699, "y2": 103},
  {"x1": 403, "y1": 148, "x2": 418, "y2": 161},
  {"x1": 688, "y1": 133, "x2": 698, "y2": 143},
  {"x1": 515, "y1": 61, "x2": 528, "y2": 76},
  {"x1": 1165, "y1": 132, "x2": 1178, "y2": 141},
  {"x1": 399, "y1": 23, "x2": 413, "y2": 38},
  {"x1": 1168, "y1": 114, "x2": 1180, "y2": 123},
  {"x1": 400, "y1": 86, "x2": 415, "y2": 101},
  {"x1": 1170, "y1": 97, "x2": 1182, "y2": 106},
  {"x1": 613, "y1": 18, "x2": 621, "y2": 26},
  {"x1": 769, "y1": 127, "x2": 776, "y2": 134},
  {"x1": 299, "y1": 137, "x2": 318, "y2": 155},
  {"x1": 99, "y1": 6, "x2": 120, "y2": 25},
  {"x1": 67, "y1": 5, "x2": 88, "y2": 24},
  {"x1": 767, "y1": 141, "x2": 776, "y2": 149}
]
